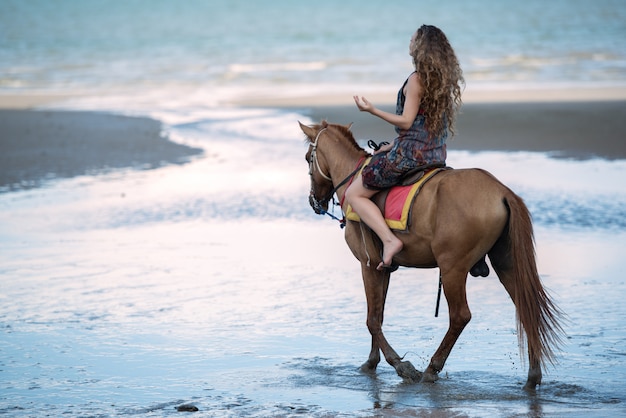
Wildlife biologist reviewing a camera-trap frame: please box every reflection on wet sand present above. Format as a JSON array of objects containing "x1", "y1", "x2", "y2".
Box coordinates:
[{"x1": 1, "y1": 106, "x2": 625, "y2": 416}]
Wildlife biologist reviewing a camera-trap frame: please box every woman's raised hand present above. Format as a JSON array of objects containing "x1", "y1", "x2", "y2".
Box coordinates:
[{"x1": 353, "y1": 95, "x2": 374, "y2": 113}]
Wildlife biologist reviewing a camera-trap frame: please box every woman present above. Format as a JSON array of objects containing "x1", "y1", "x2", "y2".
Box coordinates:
[{"x1": 345, "y1": 24, "x2": 464, "y2": 271}]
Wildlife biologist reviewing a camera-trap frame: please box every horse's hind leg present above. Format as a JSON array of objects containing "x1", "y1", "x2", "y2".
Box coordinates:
[
  {"x1": 423, "y1": 268, "x2": 472, "y2": 383},
  {"x1": 491, "y1": 262, "x2": 543, "y2": 390},
  {"x1": 360, "y1": 264, "x2": 422, "y2": 383}
]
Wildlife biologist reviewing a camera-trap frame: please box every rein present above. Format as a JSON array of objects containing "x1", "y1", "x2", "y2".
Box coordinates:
[
  {"x1": 330, "y1": 156, "x2": 366, "y2": 207},
  {"x1": 314, "y1": 157, "x2": 366, "y2": 229}
]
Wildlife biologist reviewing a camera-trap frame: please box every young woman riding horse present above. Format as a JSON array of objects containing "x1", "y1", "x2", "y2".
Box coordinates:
[{"x1": 301, "y1": 24, "x2": 562, "y2": 391}]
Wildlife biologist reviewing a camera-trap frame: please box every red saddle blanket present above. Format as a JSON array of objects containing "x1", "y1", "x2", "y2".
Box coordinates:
[{"x1": 346, "y1": 161, "x2": 445, "y2": 230}]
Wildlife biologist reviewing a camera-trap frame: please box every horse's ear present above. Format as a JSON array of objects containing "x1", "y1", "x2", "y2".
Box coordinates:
[{"x1": 298, "y1": 121, "x2": 317, "y2": 140}]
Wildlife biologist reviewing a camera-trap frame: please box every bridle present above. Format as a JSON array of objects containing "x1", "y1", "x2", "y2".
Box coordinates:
[
  {"x1": 308, "y1": 128, "x2": 332, "y2": 181},
  {"x1": 307, "y1": 127, "x2": 366, "y2": 228},
  {"x1": 307, "y1": 127, "x2": 336, "y2": 219}
]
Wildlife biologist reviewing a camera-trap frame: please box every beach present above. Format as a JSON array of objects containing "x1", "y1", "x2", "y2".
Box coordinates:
[
  {"x1": 1, "y1": 91, "x2": 626, "y2": 417},
  {"x1": 299, "y1": 100, "x2": 626, "y2": 160},
  {"x1": 2, "y1": 93, "x2": 625, "y2": 193},
  {"x1": 2, "y1": 1, "x2": 626, "y2": 416}
]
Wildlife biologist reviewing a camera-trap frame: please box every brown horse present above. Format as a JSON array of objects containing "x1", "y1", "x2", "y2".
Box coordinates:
[{"x1": 299, "y1": 120, "x2": 563, "y2": 390}]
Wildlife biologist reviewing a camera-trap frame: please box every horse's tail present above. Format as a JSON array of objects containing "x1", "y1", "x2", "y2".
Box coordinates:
[{"x1": 496, "y1": 193, "x2": 564, "y2": 369}]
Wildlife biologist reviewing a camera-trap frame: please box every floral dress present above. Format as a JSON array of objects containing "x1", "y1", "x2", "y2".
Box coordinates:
[{"x1": 361, "y1": 73, "x2": 447, "y2": 190}]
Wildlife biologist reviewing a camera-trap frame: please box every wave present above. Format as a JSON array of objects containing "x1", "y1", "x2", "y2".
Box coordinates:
[{"x1": 228, "y1": 61, "x2": 328, "y2": 74}]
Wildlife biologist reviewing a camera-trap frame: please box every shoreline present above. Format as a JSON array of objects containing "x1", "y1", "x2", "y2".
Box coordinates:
[
  {"x1": 229, "y1": 85, "x2": 626, "y2": 107},
  {"x1": 2, "y1": 85, "x2": 626, "y2": 110},
  {"x1": 1, "y1": 86, "x2": 625, "y2": 192}
]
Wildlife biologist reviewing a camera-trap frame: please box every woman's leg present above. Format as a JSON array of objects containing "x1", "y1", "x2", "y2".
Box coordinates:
[{"x1": 345, "y1": 177, "x2": 403, "y2": 270}]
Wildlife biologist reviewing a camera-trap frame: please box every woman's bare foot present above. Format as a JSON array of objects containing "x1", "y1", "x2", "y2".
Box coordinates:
[{"x1": 377, "y1": 237, "x2": 403, "y2": 271}]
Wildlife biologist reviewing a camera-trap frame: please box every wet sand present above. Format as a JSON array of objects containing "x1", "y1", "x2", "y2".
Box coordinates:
[
  {"x1": 298, "y1": 100, "x2": 626, "y2": 160},
  {"x1": 0, "y1": 110, "x2": 203, "y2": 191},
  {"x1": 1, "y1": 92, "x2": 625, "y2": 417},
  {"x1": 1, "y1": 92, "x2": 625, "y2": 193}
]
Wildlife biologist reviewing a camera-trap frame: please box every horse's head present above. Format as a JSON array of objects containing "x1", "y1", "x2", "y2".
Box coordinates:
[
  {"x1": 299, "y1": 120, "x2": 363, "y2": 216},
  {"x1": 299, "y1": 120, "x2": 334, "y2": 214}
]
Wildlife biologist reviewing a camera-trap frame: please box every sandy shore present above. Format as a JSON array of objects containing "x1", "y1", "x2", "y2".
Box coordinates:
[
  {"x1": 228, "y1": 86, "x2": 626, "y2": 159},
  {"x1": 298, "y1": 100, "x2": 626, "y2": 160},
  {"x1": 0, "y1": 110, "x2": 203, "y2": 191}
]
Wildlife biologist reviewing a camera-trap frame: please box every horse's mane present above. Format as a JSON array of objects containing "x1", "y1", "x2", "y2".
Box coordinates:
[{"x1": 308, "y1": 120, "x2": 368, "y2": 156}]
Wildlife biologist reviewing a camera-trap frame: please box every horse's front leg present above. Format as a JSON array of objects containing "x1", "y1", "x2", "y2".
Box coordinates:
[
  {"x1": 359, "y1": 263, "x2": 386, "y2": 373},
  {"x1": 360, "y1": 264, "x2": 422, "y2": 383}
]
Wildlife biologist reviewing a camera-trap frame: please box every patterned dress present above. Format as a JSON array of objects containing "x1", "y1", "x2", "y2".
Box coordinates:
[{"x1": 361, "y1": 73, "x2": 447, "y2": 190}]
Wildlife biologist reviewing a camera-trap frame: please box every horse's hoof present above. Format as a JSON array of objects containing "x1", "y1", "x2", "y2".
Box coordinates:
[
  {"x1": 360, "y1": 361, "x2": 377, "y2": 374},
  {"x1": 523, "y1": 378, "x2": 540, "y2": 391},
  {"x1": 396, "y1": 361, "x2": 422, "y2": 383},
  {"x1": 421, "y1": 371, "x2": 439, "y2": 383}
]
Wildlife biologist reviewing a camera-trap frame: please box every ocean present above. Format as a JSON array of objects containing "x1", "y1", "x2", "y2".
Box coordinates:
[
  {"x1": 1, "y1": 1, "x2": 626, "y2": 417},
  {"x1": 1, "y1": 0, "x2": 625, "y2": 98}
]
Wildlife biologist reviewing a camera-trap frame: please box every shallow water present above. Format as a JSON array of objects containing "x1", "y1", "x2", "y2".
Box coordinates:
[
  {"x1": 2, "y1": 221, "x2": 625, "y2": 417},
  {"x1": 1, "y1": 107, "x2": 626, "y2": 417}
]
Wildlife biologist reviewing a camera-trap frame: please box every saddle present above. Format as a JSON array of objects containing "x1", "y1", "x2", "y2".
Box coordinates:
[
  {"x1": 346, "y1": 160, "x2": 449, "y2": 231},
  {"x1": 345, "y1": 160, "x2": 490, "y2": 277},
  {"x1": 398, "y1": 162, "x2": 447, "y2": 186}
]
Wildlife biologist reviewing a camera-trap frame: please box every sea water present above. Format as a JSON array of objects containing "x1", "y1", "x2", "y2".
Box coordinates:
[
  {"x1": 1, "y1": 0, "x2": 625, "y2": 96},
  {"x1": 1, "y1": 1, "x2": 626, "y2": 417}
]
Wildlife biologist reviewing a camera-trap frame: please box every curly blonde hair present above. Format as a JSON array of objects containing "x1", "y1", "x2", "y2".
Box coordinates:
[{"x1": 410, "y1": 25, "x2": 464, "y2": 138}]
